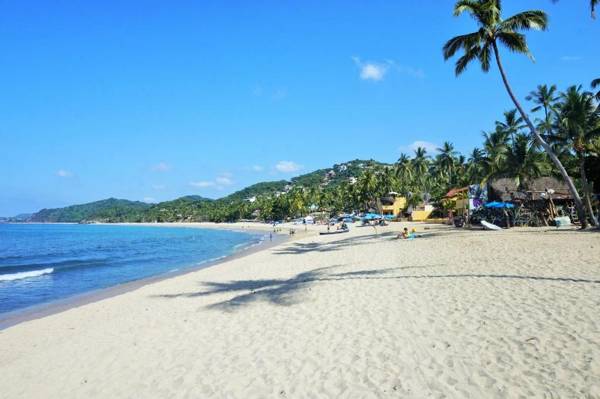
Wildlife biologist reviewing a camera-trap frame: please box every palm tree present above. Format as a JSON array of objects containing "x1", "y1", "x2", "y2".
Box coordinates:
[
  {"x1": 467, "y1": 147, "x2": 486, "y2": 182},
  {"x1": 592, "y1": 78, "x2": 600, "y2": 102},
  {"x1": 526, "y1": 84, "x2": 559, "y2": 136},
  {"x1": 553, "y1": 86, "x2": 600, "y2": 225},
  {"x1": 436, "y1": 141, "x2": 458, "y2": 184},
  {"x1": 395, "y1": 153, "x2": 413, "y2": 187},
  {"x1": 504, "y1": 133, "x2": 551, "y2": 189},
  {"x1": 496, "y1": 109, "x2": 526, "y2": 143},
  {"x1": 443, "y1": 0, "x2": 588, "y2": 227}
]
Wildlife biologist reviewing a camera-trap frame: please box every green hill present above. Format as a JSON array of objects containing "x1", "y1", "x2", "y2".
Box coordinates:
[
  {"x1": 24, "y1": 159, "x2": 387, "y2": 223},
  {"x1": 29, "y1": 198, "x2": 152, "y2": 223}
]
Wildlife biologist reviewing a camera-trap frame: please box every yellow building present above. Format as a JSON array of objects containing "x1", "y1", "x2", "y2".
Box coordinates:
[
  {"x1": 410, "y1": 205, "x2": 435, "y2": 221},
  {"x1": 381, "y1": 196, "x2": 407, "y2": 218}
]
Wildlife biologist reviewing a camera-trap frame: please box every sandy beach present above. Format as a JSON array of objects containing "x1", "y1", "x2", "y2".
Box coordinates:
[{"x1": 1, "y1": 223, "x2": 599, "y2": 398}]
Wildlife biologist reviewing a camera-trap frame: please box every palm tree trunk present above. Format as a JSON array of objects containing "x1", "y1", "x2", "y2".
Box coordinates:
[
  {"x1": 492, "y1": 42, "x2": 588, "y2": 228},
  {"x1": 580, "y1": 156, "x2": 598, "y2": 226}
]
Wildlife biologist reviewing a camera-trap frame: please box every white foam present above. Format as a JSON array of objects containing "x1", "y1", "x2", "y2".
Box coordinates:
[{"x1": 0, "y1": 268, "x2": 55, "y2": 282}]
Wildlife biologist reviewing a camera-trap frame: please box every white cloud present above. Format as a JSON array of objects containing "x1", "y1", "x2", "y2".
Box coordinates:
[
  {"x1": 151, "y1": 162, "x2": 171, "y2": 172},
  {"x1": 352, "y1": 57, "x2": 425, "y2": 81},
  {"x1": 56, "y1": 169, "x2": 73, "y2": 178},
  {"x1": 143, "y1": 197, "x2": 156, "y2": 203},
  {"x1": 399, "y1": 140, "x2": 439, "y2": 154},
  {"x1": 215, "y1": 174, "x2": 233, "y2": 186},
  {"x1": 152, "y1": 184, "x2": 166, "y2": 190},
  {"x1": 560, "y1": 55, "x2": 582, "y2": 62},
  {"x1": 353, "y1": 57, "x2": 388, "y2": 81},
  {"x1": 190, "y1": 173, "x2": 234, "y2": 190},
  {"x1": 251, "y1": 165, "x2": 264, "y2": 172},
  {"x1": 275, "y1": 161, "x2": 303, "y2": 173},
  {"x1": 189, "y1": 181, "x2": 215, "y2": 188}
]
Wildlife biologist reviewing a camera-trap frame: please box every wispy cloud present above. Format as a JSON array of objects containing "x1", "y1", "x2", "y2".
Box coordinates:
[
  {"x1": 399, "y1": 140, "x2": 439, "y2": 154},
  {"x1": 190, "y1": 173, "x2": 234, "y2": 190},
  {"x1": 215, "y1": 173, "x2": 233, "y2": 186},
  {"x1": 190, "y1": 181, "x2": 215, "y2": 188},
  {"x1": 56, "y1": 169, "x2": 73, "y2": 178},
  {"x1": 143, "y1": 197, "x2": 156, "y2": 203},
  {"x1": 352, "y1": 57, "x2": 425, "y2": 81},
  {"x1": 560, "y1": 55, "x2": 582, "y2": 62},
  {"x1": 275, "y1": 161, "x2": 303, "y2": 173},
  {"x1": 152, "y1": 184, "x2": 166, "y2": 190},
  {"x1": 251, "y1": 165, "x2": 264, "y2": 172},
  {"x1": 151, "y1": 162, "x2": 171, "y2": 172}
]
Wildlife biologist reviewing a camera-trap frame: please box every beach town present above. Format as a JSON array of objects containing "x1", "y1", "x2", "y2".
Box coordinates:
[{"x1": 1, "y1": 1, "x2": 600, "y2": 398}]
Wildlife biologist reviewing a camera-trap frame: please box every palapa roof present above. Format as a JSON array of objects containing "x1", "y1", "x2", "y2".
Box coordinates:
[{"x1": 490, "y1": 177, "x2": 572, "y2": 201}]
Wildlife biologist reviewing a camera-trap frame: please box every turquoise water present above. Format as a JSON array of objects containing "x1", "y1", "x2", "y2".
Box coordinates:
[{"x1": 0, "y1": 224, "x2": 264, "y2": 315}]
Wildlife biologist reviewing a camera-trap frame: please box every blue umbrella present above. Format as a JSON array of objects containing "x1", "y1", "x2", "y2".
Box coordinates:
[{"x1": 485, "y1": 201, "x2": 515, "y2": 209}]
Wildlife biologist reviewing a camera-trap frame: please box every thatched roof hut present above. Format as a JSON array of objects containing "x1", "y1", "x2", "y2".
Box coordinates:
[{"x1": 490, "y1": 177, "x2": 572, "y2": 202}]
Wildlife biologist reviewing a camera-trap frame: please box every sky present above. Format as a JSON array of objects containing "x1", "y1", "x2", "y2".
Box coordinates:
[{"x1": 0, "y1": 0, "x2": 599, "y2": 215}]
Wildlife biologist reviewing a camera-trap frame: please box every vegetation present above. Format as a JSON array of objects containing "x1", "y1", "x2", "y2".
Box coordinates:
[
  {"x1": 443, "y1": 0, "x2": 588, "y2": 227},
  {"x1": 28, "y1": 198, "x2": 152, "y2": 223},
  {"x1": 15, "y1": 2, "x2": 598, "y2": 227}
]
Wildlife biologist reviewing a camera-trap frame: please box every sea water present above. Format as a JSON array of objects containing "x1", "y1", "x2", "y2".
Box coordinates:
[{"x1": 0, "y1": 224, "x2": 264, "y2": 315}]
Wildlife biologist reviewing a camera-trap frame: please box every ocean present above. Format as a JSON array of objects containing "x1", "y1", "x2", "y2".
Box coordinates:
[{"x1": 0, "y1": 224, "x2": 265, "y2": 316}]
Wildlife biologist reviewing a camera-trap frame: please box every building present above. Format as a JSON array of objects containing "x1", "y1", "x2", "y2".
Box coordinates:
[
  {"x1": 380, "y1": 195, "x2": 407, "y2": 218},
  {"x1": 410, "y1": 204, "x2": 435, "y2": 221}
]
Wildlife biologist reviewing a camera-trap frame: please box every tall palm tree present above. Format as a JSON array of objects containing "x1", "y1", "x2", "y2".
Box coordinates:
[
  {"x1": 443, "y1": 0, "x2": 588, "y2": 227},
  {"x1": 526, "y1": 84, "x2": 559, "y2": 136},
  {"x1": 436, "y1": 141, "x2": 458, "y2": 184},
  {"x1": 467, "y1": 147, "x2": 486, "y2": 182},
  {"x1": 481, "y1": 128, "x2": 510, "y2": 183},
  {"x1": 496, "y1": 109, "x2": 526, "y2": 143},
  {"x1": 553, "y1": 85, "x2": 600, "y2": 225},
  {"x1": 395, "y1": 153, "x2": 414, "y2": 186}
]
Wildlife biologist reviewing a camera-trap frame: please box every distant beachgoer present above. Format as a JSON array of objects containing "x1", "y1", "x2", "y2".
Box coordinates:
[
  {"x1": 269, "y1": 232, "x2": 272, "y2": 241},
  {"x1": 397, "y1": 227, "x2": 410, "y2": 239}
]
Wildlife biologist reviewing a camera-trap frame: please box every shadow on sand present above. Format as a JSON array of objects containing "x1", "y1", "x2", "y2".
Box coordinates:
[{"x1": 152, "y1": 262, "x2": 600, "y2": 312}]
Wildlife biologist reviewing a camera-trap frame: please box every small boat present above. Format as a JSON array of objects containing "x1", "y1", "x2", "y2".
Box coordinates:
[{"x1": 319, "y1": 229, "x2": 349, "y2": 235}]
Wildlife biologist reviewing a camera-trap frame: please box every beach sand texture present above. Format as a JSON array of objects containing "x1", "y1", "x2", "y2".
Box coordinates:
[{"x1": 1, "y1": 224, "x2": 599, "y2": 398}]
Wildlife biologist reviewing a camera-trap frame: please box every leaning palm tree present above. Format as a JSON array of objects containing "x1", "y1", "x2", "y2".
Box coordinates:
[
  {"x1": 443, "y1": 0, "x2": 588, "y2": 227},
  {"x1": 552, "y1": 85, "x2": 600, "y2": 226}
]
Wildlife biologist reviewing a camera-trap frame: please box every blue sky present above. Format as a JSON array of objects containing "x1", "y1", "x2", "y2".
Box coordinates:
[{"x1": 0, "y1": 1, "x2": 598, "y2": 215}]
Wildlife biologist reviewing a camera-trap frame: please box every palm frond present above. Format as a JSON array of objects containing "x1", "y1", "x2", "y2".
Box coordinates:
[
  {"x1": 453, "y1": 0, "x2": 482, "y2": 17},
  {"x1": 496, "y1": 32, "x2": 532, "y2": 60},
  {"x1": 500, "y1": 10, "x2": 548, "y2": 31},
  {"x1": 455, "y1": 46, "x2": 482, "y2": 75},
  {"x1": 442, "y1": 31, "x2": 482, "y2": 59}
]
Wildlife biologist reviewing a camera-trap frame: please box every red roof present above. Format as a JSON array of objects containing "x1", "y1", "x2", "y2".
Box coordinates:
[{"x1": 445, "y1": 187, "x2": 468, "y2": 198}]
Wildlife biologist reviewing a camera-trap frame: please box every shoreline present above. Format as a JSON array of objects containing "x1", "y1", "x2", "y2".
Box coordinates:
[{"x1": 0, "y1": 224, "x2": 291, "y2": 330}]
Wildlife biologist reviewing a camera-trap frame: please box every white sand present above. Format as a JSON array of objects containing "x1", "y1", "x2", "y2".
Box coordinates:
[{"x1": 1, "y1": 223, "x2": 599, "y2": 398}]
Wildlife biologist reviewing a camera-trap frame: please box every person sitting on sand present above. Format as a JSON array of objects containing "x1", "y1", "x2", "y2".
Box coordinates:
[{"x1": 397, "y1": 227, "x2": 410, "y2": 239}]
